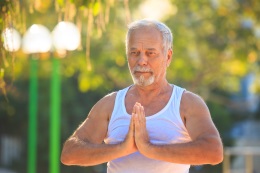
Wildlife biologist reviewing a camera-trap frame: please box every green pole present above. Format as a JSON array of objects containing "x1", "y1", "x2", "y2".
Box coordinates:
[
  {"x1": 50, "y1": 57, "x2": 61, "y2": 173},
  {"x1": 28, "y1": 57, "x2": 38, "y2": 173}
]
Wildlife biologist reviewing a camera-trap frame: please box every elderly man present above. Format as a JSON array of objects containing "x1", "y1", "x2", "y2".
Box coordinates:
[{"x1": 61, "y1": 19, "x2": 223, "y2": 173}]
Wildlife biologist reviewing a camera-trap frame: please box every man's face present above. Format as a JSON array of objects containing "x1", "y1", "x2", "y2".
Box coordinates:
[{"x1": 127, "y1": 26, "x2": 171, "y2": 86}]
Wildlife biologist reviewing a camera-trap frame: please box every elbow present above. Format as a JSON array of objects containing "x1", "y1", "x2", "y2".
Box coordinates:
[
  {"x1": 60, "y1": 146, "x2": 93, "y2": 166},
  {"x1": 60, "y1": 150, "x2": 73, "y2": 166},
  {"x1": 203, "y1": 136, "x2": 224, "y2": 165},
  {"x1": 210, "y1": 153, "x2": 223, "y2": 165},
  {"x1": 209, "y1": 145, "x2": 224, "y2": 165},
  {"x1": 60, "y1": 138, "x2": 78, "y2": 166},
  {"x1": 60, "y1": 143, "x2": 77, "y2": 166},
  {"x1": 60, "y1": 156, "x2": 69, "y2": 165}
]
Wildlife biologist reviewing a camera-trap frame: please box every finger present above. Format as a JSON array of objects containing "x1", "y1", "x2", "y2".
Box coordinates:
[
  {"x1": 137, "y1": 105, "x2": 144, "y2": 123},
  {"x1": 134, "y1": 113, "x2": 140, "y2": 128},
  {"x1": 136, "y1": 104, "x2": 141, "y2": 117},
  {"x1": 140, "y1": 106, "x2": 145, "y2": 122},
  {"x1": 133, "y1": 102, "x2": 141, "y2": 114},
  {"x1": 130, "y1": 113, "x2": 135, "y2": 132},
  {"x1": 132, "y1": 103, "x2": 137, "y2": 114}
]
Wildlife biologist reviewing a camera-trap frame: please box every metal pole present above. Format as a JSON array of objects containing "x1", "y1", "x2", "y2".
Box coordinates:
[
  {"x1": 50, "y1": 57, "x2": 61, "y2": 173},
  {"x1": 28, "y1": 56, "x2": 38, "y2": 173}
]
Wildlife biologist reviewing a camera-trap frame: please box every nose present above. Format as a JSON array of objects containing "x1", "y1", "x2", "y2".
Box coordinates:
[{"x1": 137, "y1": 52, "x2": 148, "y2": 66}]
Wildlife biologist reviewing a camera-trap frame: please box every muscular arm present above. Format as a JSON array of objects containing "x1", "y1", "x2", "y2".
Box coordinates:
[
  {"x1": 60, "y1": 93, "x2": 136, "y2": 166},
  {"x1": 134, "y1": 91, "x2": 223, "y2": 165}
]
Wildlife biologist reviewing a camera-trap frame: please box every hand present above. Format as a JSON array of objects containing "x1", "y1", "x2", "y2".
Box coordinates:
[
  {"x1": 133, "y1": 103, "x2": 151, "y2": 154},
  {"x1": 120, "y1": 106, "x2": 138, "y2": 155}
]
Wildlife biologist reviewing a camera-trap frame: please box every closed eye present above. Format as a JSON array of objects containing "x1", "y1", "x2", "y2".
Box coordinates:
[
  {"x1": 130, "y1": 51, "x2": 140, "y2": 56},
  {"x1": 146, "y1": 51, "x2": 157, "y2": 57}
]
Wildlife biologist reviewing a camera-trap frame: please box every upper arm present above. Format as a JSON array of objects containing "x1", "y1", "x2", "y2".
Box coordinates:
[
  {"x1": 180, "y1": 91, "x2": 220, "y2": 141},
  {"x1": 71, "y1": 92, "x2": 117, "y2": 144}
]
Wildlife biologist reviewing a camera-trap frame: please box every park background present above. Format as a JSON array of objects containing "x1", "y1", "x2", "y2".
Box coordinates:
[{"x1": 1, "y1": 0, "x2": 260, "y2": 173}]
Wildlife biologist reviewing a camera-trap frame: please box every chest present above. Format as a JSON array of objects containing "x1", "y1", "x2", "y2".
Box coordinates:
[
  {"x1": 105, "y1": 114, "x2": 190, "y2": 145},
  {"x1": 125, "y1": 94, "x2": 171, "y2": 116}
]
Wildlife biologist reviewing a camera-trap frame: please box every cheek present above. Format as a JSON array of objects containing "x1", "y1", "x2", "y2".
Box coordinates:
[
  {"x1": 153, "y1": 63, "x2": 167, "y2": 75},
  {"x1": 159, "y1": 60, "x2": 168, "y2": 69},
  {"x1": 128, "y1": 58, "x2": 138, "y2": 67},
  {"x1": 127, "y1": 60, "x2": 135, "y2": 72}
]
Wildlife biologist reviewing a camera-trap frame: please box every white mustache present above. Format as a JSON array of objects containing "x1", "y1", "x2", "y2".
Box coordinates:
[{"x1": 133, "y1": 66, "x2": 153, "y2": 73}]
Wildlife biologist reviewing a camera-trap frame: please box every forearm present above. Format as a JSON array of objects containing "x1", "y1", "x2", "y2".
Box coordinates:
[
  {"x1": 141, "y1": 136, "x2": 223, "y2": 165},
  {"x1": 61, "y1": 137, "x2": 127, "y2": 166}
]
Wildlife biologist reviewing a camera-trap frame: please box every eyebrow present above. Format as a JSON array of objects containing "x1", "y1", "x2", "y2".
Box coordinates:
[
  {"x1": 129, "y1": 48, "x2": 138, "y2": 50},
  {"x1": 146, "y1": 48, "x2": 157, "y2": 51},
  {"x1": 129, "y1": 48, "x2": 157, "y2": 51}
]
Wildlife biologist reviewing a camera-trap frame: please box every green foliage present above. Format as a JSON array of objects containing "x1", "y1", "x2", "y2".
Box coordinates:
[
  {"x1": 165, "y1": 0, "x2": 260, "y2": 96},
  {"x1": 71, "y1": 0, "x2": 92, "y2": 8},
  {"x1": 58, "y1": 0, "x2": 65, "y2": 6},
  {"x1": 207, "y1": 100, "x2": 232, "y2": 136}
]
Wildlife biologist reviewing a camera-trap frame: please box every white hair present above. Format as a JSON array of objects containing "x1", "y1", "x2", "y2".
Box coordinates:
[{"x1": 125, "y1": 19, "x2": 173, "y2": 54}]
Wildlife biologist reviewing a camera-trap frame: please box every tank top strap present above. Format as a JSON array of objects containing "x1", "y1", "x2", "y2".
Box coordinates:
[
  {"x1": 170, "y1": 84, "x2": 186, "y2": 127},
  {"x1": 109, "y1": 86, "x2": 131, "y2": 129},
  {"x1": 172, "y1": 85, "x2": 186, "y2": 108}
]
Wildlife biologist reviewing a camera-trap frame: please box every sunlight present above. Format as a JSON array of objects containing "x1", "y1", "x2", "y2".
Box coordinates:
[{"x1": 138, "y1": 0, "x2": 177, "y2": 20}]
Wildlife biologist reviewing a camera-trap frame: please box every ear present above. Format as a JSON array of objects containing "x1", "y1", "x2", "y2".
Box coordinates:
[{"x1": 166, "y1": 49, "x2": 173, "y2": 67}]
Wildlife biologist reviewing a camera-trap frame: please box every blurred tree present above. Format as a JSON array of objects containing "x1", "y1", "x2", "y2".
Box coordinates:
[
  {"x1": 0, "y1": 0, "x2": 121, "y2": 97},
  {"x1": 165, "y1": 0, "x2": 260, "y2": 99},
  {"x1": 1, "y1": 0, "x2": 259, "y2": 97}
]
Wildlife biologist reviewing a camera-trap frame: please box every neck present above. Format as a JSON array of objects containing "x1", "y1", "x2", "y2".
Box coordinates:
[{"x1": 131, "y1": 79, "x2": 171, "y2": 103}]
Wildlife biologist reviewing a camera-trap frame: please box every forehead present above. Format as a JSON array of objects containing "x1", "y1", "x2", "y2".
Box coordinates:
[{"x1": 128, "y1": 26, "x2": 163, "y2": 49}]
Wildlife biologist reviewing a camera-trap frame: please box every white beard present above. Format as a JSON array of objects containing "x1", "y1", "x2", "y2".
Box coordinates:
[
  {"x1": 130, "y1": 66, "x2": 155, "y2": 86},
  {"x1": 133, "y1": 75, "x2": 155, "y2": 86}
]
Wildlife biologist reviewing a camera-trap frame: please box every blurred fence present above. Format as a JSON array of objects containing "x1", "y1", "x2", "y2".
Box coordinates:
[{"x1": 223, "y1": 147, "x2": 260, "y2": 173}]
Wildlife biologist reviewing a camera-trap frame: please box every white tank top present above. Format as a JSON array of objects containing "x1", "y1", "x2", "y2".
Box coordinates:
[{"x1": 104, "y1": 85, "x2": 191, "y2": 173}]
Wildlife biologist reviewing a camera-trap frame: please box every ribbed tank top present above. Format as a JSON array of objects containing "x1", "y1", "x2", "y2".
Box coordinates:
[{"x1": 104, "y1": 85, "x2": 191, "y2": 173}]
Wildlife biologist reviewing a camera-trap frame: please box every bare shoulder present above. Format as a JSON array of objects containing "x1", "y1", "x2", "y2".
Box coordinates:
[
  {"x1": 180, "y1": 90, "x2": 210, "y2": 119},
  {"x1": 72, "y1": 92, "x2": 117, "y2": 143},
  {"x1": 180, "y1": 90, "x2": 220, "y2": 140},
  {"x1": 181, "y1": 91, "x2": 207, "y2": 107},
  {"x1": 88, "y1": 91, "x2": 117, "y2": 120}
]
